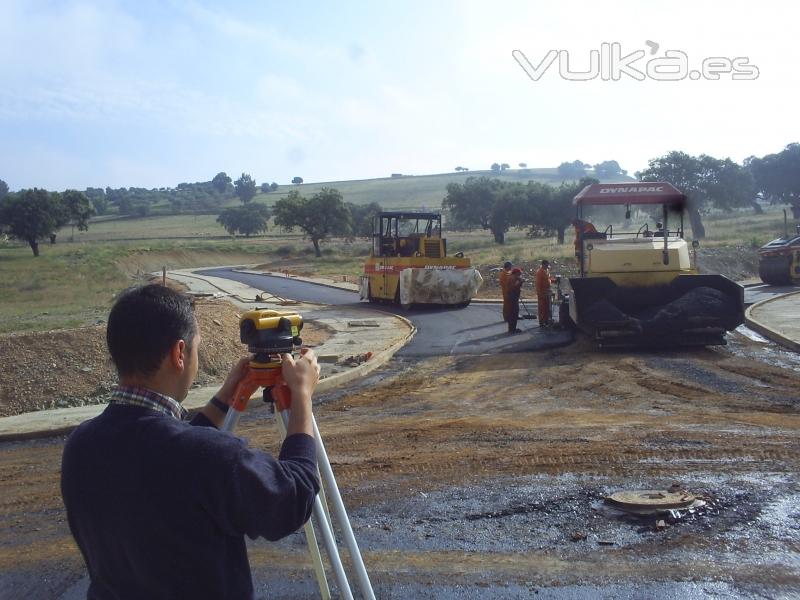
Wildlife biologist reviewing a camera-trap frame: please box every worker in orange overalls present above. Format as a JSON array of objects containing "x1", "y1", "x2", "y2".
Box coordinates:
[
  {"x1": 498, "y1": 261, "x2": 513, "y2": 323},
  {"x1": 535, "y1": 260, "x2": 554, "y2": 327},
  {"x1": 506, "y1": 267, "x2": 523, "y2": 334},
  {"x1": 572, "y1": 219, "x2": 597, "y2": 256}
]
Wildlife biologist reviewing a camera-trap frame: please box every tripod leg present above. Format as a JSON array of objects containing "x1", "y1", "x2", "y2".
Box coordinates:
[
  {"x1": 312, "y1": 416, "x2": 376, "y2": 600},
  {"x1": 280, "y1": 410, "x2": 354, "y2": 599},
  {"x1": 275, "y1": 411, "x2": 331, "y2": 600},
  {"x1": 221, "y1": 408, "x2": 242, "y2": 433}
]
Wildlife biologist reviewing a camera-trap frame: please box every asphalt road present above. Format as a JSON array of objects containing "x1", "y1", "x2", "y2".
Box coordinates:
[
  {"x1": 743, "y1": 283, "x2": 797, "y2": 305},
  {"x1": 197, "y1": 268, "x2": 573, "y2": 356}
]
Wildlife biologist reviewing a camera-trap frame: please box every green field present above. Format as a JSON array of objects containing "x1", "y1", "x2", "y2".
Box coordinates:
[
  {"x1": 0, "y1": 166, "x2": 791, "y2": 334},
  {"x1": 261, "y1": 168, "x2": 581, "y2": 210}
]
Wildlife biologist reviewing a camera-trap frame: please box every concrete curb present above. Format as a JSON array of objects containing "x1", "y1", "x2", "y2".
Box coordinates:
[
  {"x1": 744, "y1": 290, "x2": 800, "y2": 352},
  {"x1": 314, "y1": 311, "x2": 416, "y2": 393},
  {"x1": 231, "y1": 269, "x2": 361, "y2": 294}
]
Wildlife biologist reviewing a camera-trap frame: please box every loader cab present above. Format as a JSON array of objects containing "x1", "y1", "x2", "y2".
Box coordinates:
[{"x1": 372, "y1": 212, "x2": 446, "y2": 259}]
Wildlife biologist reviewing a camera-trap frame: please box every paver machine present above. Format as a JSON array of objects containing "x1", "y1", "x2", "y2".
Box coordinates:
[
  {"x1": 360, "y1": 211, "x2": 482, "y2": 308},
  {"x1": 559, "y1": 182, "x2": 744, "y2": 348},
  {"x1": 758, "y1": 210, "x2": 800, "y2": 285}
]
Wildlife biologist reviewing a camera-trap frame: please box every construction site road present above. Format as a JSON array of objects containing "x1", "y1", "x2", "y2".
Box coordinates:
[
  {"x1": 198, "y1": 268, "x2": 574, "y2": 356},
  {"x1": 1, "y1": 270, "x2": 799, "y2": 599}
]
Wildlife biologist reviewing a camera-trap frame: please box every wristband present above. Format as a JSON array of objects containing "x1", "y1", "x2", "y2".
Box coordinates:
[{"x1": 210, "y1": 396, "x2": 230, "y2": 414}]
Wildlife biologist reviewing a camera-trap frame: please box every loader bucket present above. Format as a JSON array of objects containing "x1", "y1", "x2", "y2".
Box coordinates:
[{"x1": 567, "y1": 274, "x2": 744, "y2": 348}]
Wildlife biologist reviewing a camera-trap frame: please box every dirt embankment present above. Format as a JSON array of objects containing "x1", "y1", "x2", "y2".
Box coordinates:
[
  {"x1": 0, "y1": 298, "x2": 329, "y2": 418},
  {"x1": 475, "y1": 245, "x2": 761, "y2": 299}
]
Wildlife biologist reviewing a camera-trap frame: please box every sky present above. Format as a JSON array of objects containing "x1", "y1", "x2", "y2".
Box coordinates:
[{"x1": 0, "y1": 0, "x2": 797, "y2": 191}]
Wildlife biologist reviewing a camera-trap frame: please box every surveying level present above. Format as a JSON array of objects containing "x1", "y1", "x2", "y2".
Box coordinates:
[
  {"x1": 221, "y1": 309, "x2": 375, "y2": 600},
  {"x1": 227, "y1": 309, "x2": 303, "y2": 414}
]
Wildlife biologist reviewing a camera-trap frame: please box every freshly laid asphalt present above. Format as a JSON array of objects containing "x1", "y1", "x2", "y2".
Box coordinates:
[{"x1": 0, "y1": 268, "x2": 797, "y2": 440}]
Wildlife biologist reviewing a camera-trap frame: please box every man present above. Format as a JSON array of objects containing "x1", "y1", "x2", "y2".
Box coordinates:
[
  {"x1": 499, "y1": 261, "x2": 513, "y2": 323},
  {"x1": 535, "y1": 260, "x2": 554, "y2": 327},
  {"x1": 572, "y1": 218, "x2": 598, "y2": 256},
  {"x1": 61, "y1": 284, "x2": 320, "y2": 599},
  {"x1": 506, "y1": 267, "x2": 523, "y2": 334}
]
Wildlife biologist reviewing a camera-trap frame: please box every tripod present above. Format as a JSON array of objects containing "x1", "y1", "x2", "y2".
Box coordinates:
[{"x1": 221, "y1": 359, "x2": 375, "y2": 600}]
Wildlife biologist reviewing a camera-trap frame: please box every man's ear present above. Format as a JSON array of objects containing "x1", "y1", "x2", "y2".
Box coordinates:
[{"x1": 170, "y1": 339, "x2": 187, "y2": 371}]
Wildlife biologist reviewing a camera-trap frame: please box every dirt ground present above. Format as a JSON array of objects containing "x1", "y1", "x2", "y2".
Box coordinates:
[
  {"x1": 0, "y1": 296, "x2": 330, "y2": 417},
  {"x1": 1, "y1": 331, "x2": 798, "y2": 598}
]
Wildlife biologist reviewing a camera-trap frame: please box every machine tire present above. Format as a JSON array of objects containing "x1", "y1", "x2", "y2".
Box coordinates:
[
  {"x1": 454, "y1": 300, "x2": 471, "y2": 309},
  {"x1": 759, "y1": 255, "x2": 793, "y2": 286}
]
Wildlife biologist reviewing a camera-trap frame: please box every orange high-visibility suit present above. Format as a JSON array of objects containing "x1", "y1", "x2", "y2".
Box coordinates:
[
  {"x1": 499, "y1": 268, "x2": 511, "y2": 322},
  {"x1": 535, "y1": 266, "x2": 552, "y2": 325},
  {"x1": 573, "y1": 219, "x2": 597, "y2": 255}
]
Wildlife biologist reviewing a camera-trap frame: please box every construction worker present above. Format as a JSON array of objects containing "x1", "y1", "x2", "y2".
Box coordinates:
[
  {"x1": 506, "y1": 267, "x2": 523, "y2": 334},
  {"x1": 499, "y1": 261, "x2": 513, "y2": 322},
  {"x1": 61, "y1": 284, "x2": 321, "y2": 599},
  {"x1": 572, "y1": 218, "x2": 598, "y2": 255},
  {"x1": 535, "y1": 259, "x2": 554, "y2": 326}
]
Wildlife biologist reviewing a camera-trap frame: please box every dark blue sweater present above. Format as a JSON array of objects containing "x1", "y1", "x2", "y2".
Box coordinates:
[{"x1": 61, "y1": 403, "x2": 319, "y2": 599}]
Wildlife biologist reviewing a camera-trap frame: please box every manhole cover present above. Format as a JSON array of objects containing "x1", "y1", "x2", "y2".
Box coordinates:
[{"x1": 605, "y1": 489, "x2": 704, "y2": 514}]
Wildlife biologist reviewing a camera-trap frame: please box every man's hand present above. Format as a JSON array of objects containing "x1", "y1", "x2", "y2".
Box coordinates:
[
  {"x1": 199, "y1": 356, "x2": 250, "y2": 428},
  {"x1": 281, "y1": 348, "x2": 320, "y2": 398},
  {"x1": 216, "y1": 356, "x2": 252, "y2": 405},
  {"x1": 282, "y1": 348, "x2": 319, "y2": 437}
]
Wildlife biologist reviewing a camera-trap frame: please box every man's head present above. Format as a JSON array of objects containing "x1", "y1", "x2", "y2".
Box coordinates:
[
  {"x1": 106, "y1": 284, "x2": 199, "y2": 399},
  {"x1": 503, "y1": 261, "x2": 513, "y2": 270},
  {"x1": 511, "y1": 267, "x2": 522, "y2": 276},
  {"x1": 541, "y1": 260, "x2": 550, "y2": 269}
]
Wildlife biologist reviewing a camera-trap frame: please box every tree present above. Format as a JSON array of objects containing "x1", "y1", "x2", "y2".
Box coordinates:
[
  {"x1": 0, "y1": 189, "x2": 64, "y2": 256},
  {"x1": 347, "y1": 201, "x2": 382, "y2": 238},
  {"x1": 593, "y1": 160, "x2": 628, "y2": 179},
  {"x1": 532, "y1": 177, "x2": 597, "y2": 244},
  {"x1": 518, "y1": 163, "x2": 527, "y2": 169},
  {"x1": 490, "y1": 163, "x2": 501, "y2": 173},
  {"x1": 273, "y1": 188, "x2": 351, "y2": 256},
  {"x1": 442, "y1": 177, "x2": 508, "y2": 243},
  {"x1": 260, "y1": 183, "x2": 270, "y2": 193},
  {"x1": 557, "y1": 160, "x2": 588, "y2": 179},
  {"x1": 216, "y1": 203, "x2": 271, "y2": 237},
  {"x1": 637, "y1": 152, "x2": 707, "y2": 237},
  {"x1": 747, "y1": 143, "x2": 800, "y2": 218},
  {"x1": 84, "y1": 187, "x2": 108, "y2": 215},
  {"x1": 455, "y1": 166, "x2": 465, "y2": 172},
  {"x1": 636, "y1": 151, "x2": 752, "y2": 239},
  {"x1": 270, "y1": 182, "x2": 279, "y2": 192},
  {"x1": 291, "y1": 176, "x2": 304, "y2": 185},
  {"x1": 61, "y1": 190, "x2": 95, "y2": 240},
  {"x1": 0, "y1": 179, "x2": 8, "y2": 200},
  {"x1": 500, "y1": 163, "x2": 510, "y2": 171},
  {"x1": 234, "y1": 173, "x2": 257, "y2": 204},
  {"x1": 212, "y1": 172, "x2": 232, "y2": 194}
]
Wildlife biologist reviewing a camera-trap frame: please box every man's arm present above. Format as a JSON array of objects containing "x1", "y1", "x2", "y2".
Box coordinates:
[{"x1": 196, "y1": 356, "x2": 251, "y2": 428}]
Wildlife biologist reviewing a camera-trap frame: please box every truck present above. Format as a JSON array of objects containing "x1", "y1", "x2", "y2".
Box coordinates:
[
  {"x1": 560, "y1": 182, "x2": 745, "y2": 348},
  {"x1": 360, "y1": 211, "x2": 482, "y2": 308}
]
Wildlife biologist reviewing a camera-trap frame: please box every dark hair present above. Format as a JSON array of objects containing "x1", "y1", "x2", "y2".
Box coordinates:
[
  {"x1": 106, "y1": 284, "x2": 197, "y2": 377},
  {"x1": 503, "y1": 261, "x2": 513, "y2": 269},
  {"x1": 541, "y1": 260, "x2": 550, "y2": 267}
]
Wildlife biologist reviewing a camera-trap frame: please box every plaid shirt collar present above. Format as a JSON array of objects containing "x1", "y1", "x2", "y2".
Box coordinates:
[{"x1": 110, "y1": 385, "x2": 188, "y2": 421}]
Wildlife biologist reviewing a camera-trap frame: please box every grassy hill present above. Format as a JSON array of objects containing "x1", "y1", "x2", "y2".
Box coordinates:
[{"x1": 255, "y1": 168, "x2": 632, "y2": 210}]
